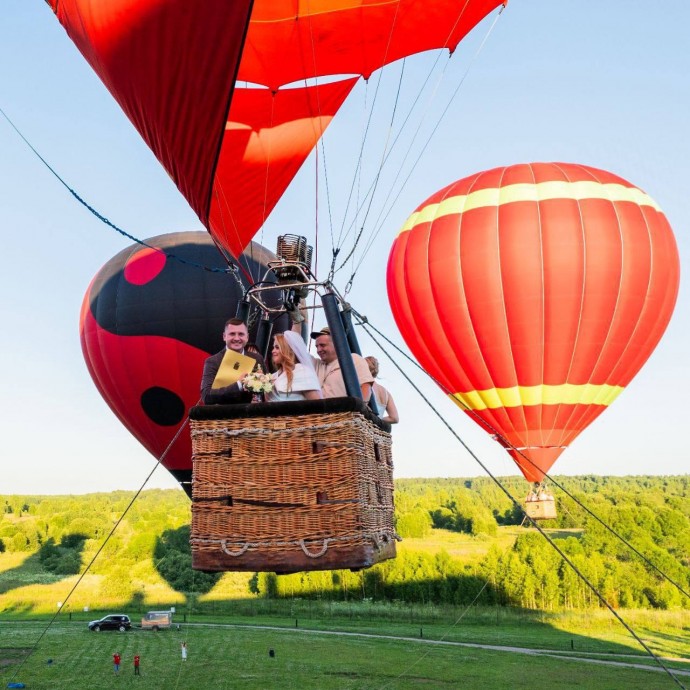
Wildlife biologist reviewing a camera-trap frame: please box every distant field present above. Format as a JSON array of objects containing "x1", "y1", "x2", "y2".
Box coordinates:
[
  {"x1": 1, "y1": 619, "x2": 688, "y2": 690},
  {"x1": 399, "y1": 526, "x2": 584, "y2": 560},
  {"x1": 399, "y1": 526, "x2": 521, "y2": 560}
]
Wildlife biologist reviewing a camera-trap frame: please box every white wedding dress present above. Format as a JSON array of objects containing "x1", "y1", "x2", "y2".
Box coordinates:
[{"x1": 265, "y1": 363, "x2": 321, "y2": 402}]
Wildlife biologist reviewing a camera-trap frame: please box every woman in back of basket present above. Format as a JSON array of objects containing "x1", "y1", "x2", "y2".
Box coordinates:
[
  {"x1": 266, "y1": 331, "x2": 323, "y2": 402},
  {"x1": 365, "y1": 356, "x2": 399, "y2": 424}
]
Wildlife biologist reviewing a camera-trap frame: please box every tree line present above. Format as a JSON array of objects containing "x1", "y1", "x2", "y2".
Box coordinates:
[{"x1": 1, "y1": 476, "x2": 688, "y2": 611}]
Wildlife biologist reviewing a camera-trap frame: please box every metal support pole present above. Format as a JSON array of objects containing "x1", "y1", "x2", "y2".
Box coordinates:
[
  {"x1": 340, "y1": 305, "x2": 361, "y2": 355},
  {"x1": 235, "y1": 298, "x2": 250, "y2": 323},
  {"x1": 340, "y1": 304, "x2": 379, "y2": 414},
  {"x1": 255, "y1": 313, "x2": 273, "y2": 364},
  {"x1": 322, "y1": 292, "x2": 362, "y2": 399}
]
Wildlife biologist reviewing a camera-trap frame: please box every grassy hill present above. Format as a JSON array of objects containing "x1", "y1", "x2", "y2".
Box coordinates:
[
  {"x1": 2, "y1": 477, "x2": 689, "y2": 690},
  {"x1": 1, "y1": 476, "x2": 689, "y2": 616}
]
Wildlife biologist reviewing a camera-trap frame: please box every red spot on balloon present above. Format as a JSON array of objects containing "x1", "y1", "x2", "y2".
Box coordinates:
[{"x1": 124, "y1": 248, "x2": 166, "y2": 285}]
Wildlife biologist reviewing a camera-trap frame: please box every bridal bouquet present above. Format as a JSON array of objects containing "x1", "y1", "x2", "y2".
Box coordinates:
[{"x1": 243, "y1": 369, "x2": 273, "y2": 394}]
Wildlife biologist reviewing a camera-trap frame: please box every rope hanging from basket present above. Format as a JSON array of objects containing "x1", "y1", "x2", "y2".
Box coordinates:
[{"x1": 194, "y1": 529, "x2": 399, "y2": 559}]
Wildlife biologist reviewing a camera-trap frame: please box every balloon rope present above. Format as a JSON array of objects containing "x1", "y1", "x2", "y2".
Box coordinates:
[
  {"x1": 8, "y1": 416, "x2": 191, "y2": 685},
  {"x1": 343, "y1": 5, "x2": 506, "y2": 283},
  {"x1": 0, "y1": 105, "x2": 236, "y2": 275},
  {"x1": 335, "y1": 59, "x2": 408, "y2": 281},
  {"x1": 332, "y1": 0, "x2": 403, "y2": 254},
  {"x1": 334, "y1": 0, "x2": 487, "y2": 265},
  {"x1": 355, "y1": 316, "x2": 687, "y2": 689},
  {"x1": 303, "y1": 14, "x2": 335, "y2": 252},
  {"x1": 207, "y1": 184, "x2": 258, "y2": 286},
  {"x1": 334, "y1": 49, "x2": 436, "y2": 267},
  {"x1": 356, "y1": 312, "x2": 690, "y2": 603},
  {"x1": 260, "y1": 92, "x2": 276, "y2": 253}
]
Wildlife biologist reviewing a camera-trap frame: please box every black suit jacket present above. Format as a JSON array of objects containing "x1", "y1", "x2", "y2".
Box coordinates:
[{"x1": 200, "y1": 349, "x2": 266, "y2": 404}]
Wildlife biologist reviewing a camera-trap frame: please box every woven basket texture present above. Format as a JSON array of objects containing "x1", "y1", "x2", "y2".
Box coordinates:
[{"x1": 190, "y1": 409, "x2": 396, "y2": 570}]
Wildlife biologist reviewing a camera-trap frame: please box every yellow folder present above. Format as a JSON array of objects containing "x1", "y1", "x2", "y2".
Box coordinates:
[{"x1": 211, "y1": 350, "x2": 257, "y2": 389}]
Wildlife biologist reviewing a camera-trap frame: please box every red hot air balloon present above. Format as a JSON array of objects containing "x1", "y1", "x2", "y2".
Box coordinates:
[
  {"x1": 48, "y1": 0, "x2": 504, "y2": 258},
  {"x1": 80, "y1": 232, "x2": 287, "y2": 495},
  {"x1": 387, "y1": 162, "x2": 680, "y2": 483}
]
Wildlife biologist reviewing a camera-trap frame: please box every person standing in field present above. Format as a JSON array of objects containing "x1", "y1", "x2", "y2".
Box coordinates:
[
  {"x1": 113, "y1": 652, "x2": 121, "y2": 672},
  {"x1": 134, "y1": 654, "x2": 140, "y2": 675},
  {"x1": 181, "y1": 641, "x2": 188, "y2": 661}
]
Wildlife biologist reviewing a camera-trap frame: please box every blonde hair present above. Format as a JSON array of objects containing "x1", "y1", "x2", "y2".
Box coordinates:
[
  {"x1": 365, "y1": 356, "x2": 379, "y2": 378},
  {"x1": 274, "y1": 334, "x2": 296, "y2": 390}
]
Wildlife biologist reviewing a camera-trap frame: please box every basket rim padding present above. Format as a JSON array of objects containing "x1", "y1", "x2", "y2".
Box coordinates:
[{"x1": 189, "y1": 396, "x2": 390, "y2": 431}]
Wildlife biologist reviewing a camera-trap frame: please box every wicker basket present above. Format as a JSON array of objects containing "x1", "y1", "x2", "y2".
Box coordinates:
[
  {"x1": 189, "y1": 398, "x2": 398, "y2": 573},
  {"x1": 523, "y1": 499, "x2": 557, "y2": 520}
]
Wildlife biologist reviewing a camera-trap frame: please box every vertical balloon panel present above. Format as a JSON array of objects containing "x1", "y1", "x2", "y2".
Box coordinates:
[
  {"x1": 49, "y1": 0, "x2": 504, "y2": 259},
  {"x1": 387, "y1": 162, "x2": 680, "y2": 483}
]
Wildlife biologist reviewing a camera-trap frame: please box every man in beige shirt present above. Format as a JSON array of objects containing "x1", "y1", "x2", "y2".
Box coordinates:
[{"x1": 309, "y1": 327, "x2": 373, "y2": 399}]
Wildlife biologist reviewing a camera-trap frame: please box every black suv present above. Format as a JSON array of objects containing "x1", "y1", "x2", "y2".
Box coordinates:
[{"x1": 87, "y1": 614, "x2": 131, "y2": 632}]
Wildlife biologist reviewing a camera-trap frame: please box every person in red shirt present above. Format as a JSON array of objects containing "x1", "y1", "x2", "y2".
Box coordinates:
[
  {"x1": 113, "y1": 652, "x2": 121, "y2": 672},
  {"x1": 134, "y1": 654, "x2": 140, "y2": 675}
]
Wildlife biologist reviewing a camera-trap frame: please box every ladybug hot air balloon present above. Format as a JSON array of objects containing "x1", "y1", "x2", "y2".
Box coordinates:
[
  {"x1": 80, "y1": 232, "x2": 287, "y2": 496},
  {"x1": 387, "y1": 162, "x2": 680, "y2": 505},
  {"x1": 47, "y1": 0, "x2": 504, "y2": 259}
]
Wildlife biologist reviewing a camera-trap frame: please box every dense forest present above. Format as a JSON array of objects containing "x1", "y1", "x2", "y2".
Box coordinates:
[{"x1": 1, "y1": 476, "x2": 688, "y2": 612}]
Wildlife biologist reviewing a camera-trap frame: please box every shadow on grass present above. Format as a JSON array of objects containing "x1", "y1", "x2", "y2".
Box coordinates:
[
  {"x1": 153, "y1": 525, "x2": 221, "y2": 595},
  {"x1": 1, "y1": 571, "x2": 680, "y2": 662},
  {"x1": 0, "y1": 534, "x2": 87, "y2": 595},
  {"x1": 539, "y1": 529, "x2": 585, "y2": 540},
  {"x1": 127, "y1": 592, "x2": 658, "y2": 657},
  {"x1": 0, "y1": 532, "x2": 682, "y2": 662}
]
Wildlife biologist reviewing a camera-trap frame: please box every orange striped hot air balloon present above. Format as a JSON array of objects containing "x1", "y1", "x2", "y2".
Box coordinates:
[{"x1": 387, "y1": 162, "x2": 680, "y2": 484}]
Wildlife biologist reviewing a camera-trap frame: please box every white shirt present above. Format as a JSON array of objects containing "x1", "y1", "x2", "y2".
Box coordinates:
[{"x1": 313, "y1": 353, "x2": 374, "y2": 398}]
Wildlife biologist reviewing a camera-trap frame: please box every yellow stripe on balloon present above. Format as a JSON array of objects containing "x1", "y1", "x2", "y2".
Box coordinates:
[
  {"x1": 400, "y1": 181, "x2": 661, "y2": 234},
  {"x1": 450, "y1": 383, "x2": 625, "y2": 411}
]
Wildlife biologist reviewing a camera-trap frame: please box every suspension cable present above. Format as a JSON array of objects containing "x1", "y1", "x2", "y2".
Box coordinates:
[
  {"x1": 336, "y1": 51, "x2": 453, "y2": 275},
  {"x1": 333, "y1": 59, "x2": 409, "y2": 274},
  {"x1": 332, "y1": 0, "x2": 404, "y2": 254},
  {"x1": 341, "y1": 5, "x2": 505, "y2": 285},
  {"x1": 0, "y1": 105, "x2": 250, "y2": 281},
  {"x1": 332, "y1": 1, "x2": 500, "y2": 274},
  {"x1": 9, "y1": 415, "x2": 191, "y2": 684},
  {"x1": 357, "y1": 318, "x2": 686, "y2": 688},
  {"x1": 357, "y1": 312, "x2": 690, "y2": 602}
]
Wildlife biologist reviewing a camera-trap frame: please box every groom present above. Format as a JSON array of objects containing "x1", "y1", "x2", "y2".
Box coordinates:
[{"x1": 200, "y1": 318, "x2": 265, "y2": 404}]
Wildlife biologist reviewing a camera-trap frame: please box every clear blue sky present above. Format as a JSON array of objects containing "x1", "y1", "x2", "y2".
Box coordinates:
[{"x1": 1, "y1": 1, "x2": 688, "y2": 494}]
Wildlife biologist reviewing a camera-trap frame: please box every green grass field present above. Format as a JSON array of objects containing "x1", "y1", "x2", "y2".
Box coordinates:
[
  {"x1": 2, "y1": 485, "x2": 689, "y2": 688},
  {"x1": 398, "y1": 527, "x2": 522, "y2": 560},
  {"x1": 2, "y1": 615, "x2": 689, "y2": 689}
]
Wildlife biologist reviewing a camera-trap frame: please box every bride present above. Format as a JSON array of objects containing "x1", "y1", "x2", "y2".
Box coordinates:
[{"x1": 265, "y1": 331, "x2": 323, "y2": 402}]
